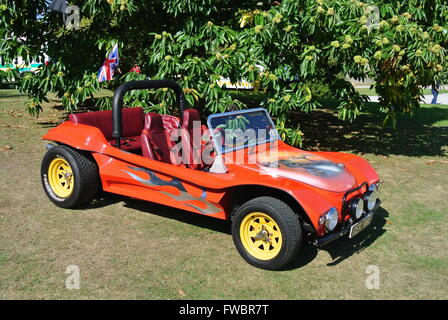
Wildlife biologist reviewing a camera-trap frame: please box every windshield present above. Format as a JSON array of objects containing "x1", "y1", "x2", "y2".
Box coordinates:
[{"x1": 207, "y1": 108, "x2": 279, "y2": 154}]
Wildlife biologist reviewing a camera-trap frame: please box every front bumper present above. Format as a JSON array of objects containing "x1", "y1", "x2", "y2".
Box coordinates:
[{"x1": 313, "y1": 199, "x2": 381, "y2": 247}]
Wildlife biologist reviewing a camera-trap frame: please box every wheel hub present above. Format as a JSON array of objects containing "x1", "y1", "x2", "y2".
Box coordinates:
[
  {"x1": 254, "y1": 226, "x2": 272, "y2": 243},
  {"x1": 239, "y1": 212, "x2": 283, "y2": 260},
  {"x1": 47, "y1": 158, "x2": 74, "y2": 198}
]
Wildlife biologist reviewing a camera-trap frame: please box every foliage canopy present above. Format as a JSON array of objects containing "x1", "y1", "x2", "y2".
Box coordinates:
[{"x1": 1, "y1": 0, "x2": 447, "y2": 145}]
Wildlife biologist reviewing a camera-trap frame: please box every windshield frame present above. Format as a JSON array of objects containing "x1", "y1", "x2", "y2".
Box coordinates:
[{"x1": 206, "y1": 107, "x2": 279, "y2": 155}]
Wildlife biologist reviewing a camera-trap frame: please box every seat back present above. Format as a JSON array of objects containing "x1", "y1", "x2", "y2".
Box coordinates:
[
  {"x1": 161, "y1": 115, "x2": 180, "y2": 136},
  {"x1": 69, "y1": 107, "x2": 144, "y2": 140},
  {"x1": 181, "y1": 109, "x2": 201, "y2": 140},
  {"x1": 141, "y1": 113, "x2": 173, "y2": 163},
  {"x1": 180, "y1": 109, "x2": 206, "y2": 169}
]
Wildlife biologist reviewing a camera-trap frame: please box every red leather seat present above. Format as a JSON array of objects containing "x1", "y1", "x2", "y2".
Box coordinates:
[
  {"x1": 180, "y1": 109, "x2": 208, "y2": 169},
  {"x1": 161, "y1": 115, "x2": 180, "y2": 136},
  {"x1": 141, "y1": 113, "x2": 174, "y2": 163},
  {"x1": 68, "y1": 107, "x2": 144, "y2": 151}
]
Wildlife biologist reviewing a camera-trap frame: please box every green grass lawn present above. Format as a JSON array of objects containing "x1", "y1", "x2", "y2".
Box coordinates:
[
  {"x1": 355, "y1": 86, "x2": 448, "y2": 96},
  {"x1": 0, "y1": 89, "x2": 447, "y2": 299}
]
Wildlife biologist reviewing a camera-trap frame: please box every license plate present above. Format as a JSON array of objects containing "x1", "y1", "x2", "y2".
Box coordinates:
[{"x1": 349, "y1": 213, "x2": 373, "y2": 238}]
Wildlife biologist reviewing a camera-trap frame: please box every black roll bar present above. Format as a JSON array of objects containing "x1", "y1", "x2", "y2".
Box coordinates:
[{"x1": 112, "y1": 79, "x2": 187, "y2": 148}]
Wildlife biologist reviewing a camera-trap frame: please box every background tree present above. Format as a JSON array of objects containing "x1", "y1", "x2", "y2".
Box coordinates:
[{"x1": 0, "y1": 0, "x2": 446, "y2": 145}]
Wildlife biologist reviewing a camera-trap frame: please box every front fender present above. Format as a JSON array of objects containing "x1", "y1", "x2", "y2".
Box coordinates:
[{"x1": 290, "y1": 189, "x2": 335, "y2": 236}]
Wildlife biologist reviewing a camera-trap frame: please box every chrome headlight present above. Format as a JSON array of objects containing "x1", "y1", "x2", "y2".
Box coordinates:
[
  {"x1": 323, "y1": 207, "x2": 339, "y2": 232},
  {"x1": 368, "y1": 183, "x2": 380, "y2": 192},
  {"x1": 363, "y1": 191, "x2": 378, "y2": 211},
  {"x1": 349, "y1": 197, "x2": 364, "y2": 219}
]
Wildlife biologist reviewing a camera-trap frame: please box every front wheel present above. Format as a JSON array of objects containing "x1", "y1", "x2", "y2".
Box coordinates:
[
  {"x1": 232, "y1": 196, "x2": 302, "y2": 270},
  {"x1": 41, "y1": 145, "x2": 99, "y2": 208}
]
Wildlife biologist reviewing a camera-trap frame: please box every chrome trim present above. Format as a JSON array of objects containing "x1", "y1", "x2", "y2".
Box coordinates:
[{"x1": 313, "y1": 199, "x2": 381, "y2": 247}]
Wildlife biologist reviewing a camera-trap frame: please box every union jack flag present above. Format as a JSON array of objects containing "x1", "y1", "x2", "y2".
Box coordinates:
[{"x1": 97, "y1": 43, "x2": 119, "y2": 82}]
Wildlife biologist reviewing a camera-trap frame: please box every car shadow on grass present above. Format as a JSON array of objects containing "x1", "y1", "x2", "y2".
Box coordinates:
[
  {"x1": 123, "y1": 199, "x2": 232, "y2": 235},
  {"x1": 80, "y1": 192, "x2": 232, "y2": 235},
  {"x1": 323, "y1": 207, "x2": 389, "y2": 266},
  {"x1": 83, "y1": 193, "x2": 389, "y2": 271},
  {"x1": 285, "y1": 206, "x2": 390, "y2": 270},
  {"x1": 78, "y1": 192, "x2": 126, "y2": 209}
]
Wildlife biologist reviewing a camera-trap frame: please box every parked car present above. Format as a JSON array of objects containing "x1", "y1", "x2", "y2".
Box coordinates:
[{"x1": 41, "y1": 80, "x2": 381, "y2": 270}]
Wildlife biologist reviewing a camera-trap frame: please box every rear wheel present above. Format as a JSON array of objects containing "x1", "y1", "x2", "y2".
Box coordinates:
[
  {"x1": 41, "y1": 145, "x2": 99, "y2": 208},
  {"x1": 232, "y1": 196, "x2": 302, "y2": 270}
]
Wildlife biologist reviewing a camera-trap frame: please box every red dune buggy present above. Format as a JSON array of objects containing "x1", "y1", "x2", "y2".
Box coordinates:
[{"x1": 41, "y1": 80, "x2": 381, "y2": 270}]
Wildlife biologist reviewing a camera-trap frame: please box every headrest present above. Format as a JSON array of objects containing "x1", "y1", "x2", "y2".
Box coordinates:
[
  {"x1": 144, "y1": 113, "x2": 164, "y2": 133},
  {"x1": 181, "y1": 108, "x2": 201, "y2": 128}
]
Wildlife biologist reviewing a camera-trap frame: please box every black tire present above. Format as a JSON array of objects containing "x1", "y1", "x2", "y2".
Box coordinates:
[
  {"x1": 41, "y1": 145, "x2": 100, "y2": 208},
  {"x1": 232, "y1": 196, "x2": 302, "y2": 270}
]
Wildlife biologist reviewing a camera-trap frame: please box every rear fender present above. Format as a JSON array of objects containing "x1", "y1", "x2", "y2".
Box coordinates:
[{"x1": 42, "y1": 121, "x2": 110, "y2": 153}]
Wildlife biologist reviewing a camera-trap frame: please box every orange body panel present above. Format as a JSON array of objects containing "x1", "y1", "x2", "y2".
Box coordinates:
[
  {"x1": 92, "y1": 152, "x2": 228, "y2": 219},
  {"x1": 43, "y1": 120, "x2": 380, "y2": 237}
]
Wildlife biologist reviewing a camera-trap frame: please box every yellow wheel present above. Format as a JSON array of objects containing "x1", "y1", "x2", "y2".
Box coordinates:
[
  {"x1": 232, "y1": 196, "x2": 302, "y2": 270},
  {"x1": 48, "y1": 157, "x2": 75, "y2": 198},
  {"x1": 240, "y1": 212, "x2": 283, "y2": 260},
  {"x1": 41, "y1": 145, "x2": 99, "y2": 208}
]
